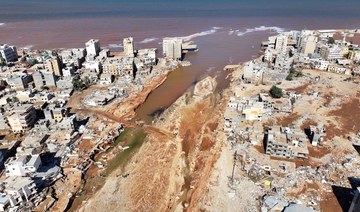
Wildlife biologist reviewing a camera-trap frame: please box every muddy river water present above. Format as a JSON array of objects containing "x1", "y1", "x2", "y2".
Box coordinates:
[{"x1": 135, "y1": 30, "x2": 270, "y2": 119}]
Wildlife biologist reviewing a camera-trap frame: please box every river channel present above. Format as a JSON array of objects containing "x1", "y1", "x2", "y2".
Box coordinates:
[{"x1": 67, "y1": 30, "x2": 271, "y2": 211}]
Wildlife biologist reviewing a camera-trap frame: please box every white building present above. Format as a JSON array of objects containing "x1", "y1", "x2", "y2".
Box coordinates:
[
  {"x1": 163, "y1": 38, "x2": 183, "y2": 60},
  {"x1": 312, "y1": 59, "x2": 330, "y2": 71},
  {"x1": 275, "y1": 35, "x2": 288, "y2": 55},
  {"x1": 123, "y1": 37, "x2": 134, "y2": 57},
  {"x1": 0, "y1": 44, "x2": 18, "y2": 63},
  {"x1": 242, "y1": 61, "x2": 264, "y2": 83},
  {"x1": 264, "y1": 48, "x2": 277, "y2": 62},
  {"x1": 99, "y1": 49, "x2": 109, "y2": 59},
  {"x1": 62, "y1": 66, "x2": 75, "y2": 77},
  {"x1": 85, "y1": 39, "x2": 100, "y2": 56},
  {"x1": 4, "y1": 149, "x2": 41, "y2": 177},
  {"x1": 72, "y1": 48, "x2": 86, "y2": 59},
  {"x1": 137, "y1": 48, "x2": 157, "y2": 65}
]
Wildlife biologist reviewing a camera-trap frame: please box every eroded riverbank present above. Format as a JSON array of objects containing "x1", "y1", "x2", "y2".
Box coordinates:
[
  {"x1": 77, "y1": 75, "x2": 232, "y2": 211},
  {"x1": 62, "y1": 28, "x2": 272, "y2": 212}
]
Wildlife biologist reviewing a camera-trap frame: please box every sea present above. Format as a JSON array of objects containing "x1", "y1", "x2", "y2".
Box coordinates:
[{"x1": 1, "y1": 0, "x2": 360, "y2": 117}]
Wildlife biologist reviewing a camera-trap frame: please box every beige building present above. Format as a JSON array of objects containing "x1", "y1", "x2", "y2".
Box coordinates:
[
  {"x1": 7, "y1": 104, "x2": 37, "y2": 133},
  {"x1": 320, "y1": 45, "x2": 348, "y2": 61},
  {"x1": 16, "y1": 91, "x2": 33, "y2": 102},
  {"x1": 274, "y1": 34, "x2": 288, "y2": 55},
  {"x1": 300, "y1": 35, "x2": 317, "y2": 55},
  {"x1": 102, "y1": 57, "x2": 134, "y2": 77},
  {"x1": 123, "y1": 37, "x2": 134, "y2": 57},
  {"x1": 45, "y1": 57, "x2": 62, "y2": 76},
  {"x1": 241, "y1": 102, "x2": 264, "y2": 121},
  {"x1": 348, "y1": 50, "x2": 360, "y2": 61}
]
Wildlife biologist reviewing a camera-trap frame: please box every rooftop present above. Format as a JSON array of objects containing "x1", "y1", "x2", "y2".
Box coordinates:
[{"x1": 3, "y1": 176, "x2": 34, "y2": 191}]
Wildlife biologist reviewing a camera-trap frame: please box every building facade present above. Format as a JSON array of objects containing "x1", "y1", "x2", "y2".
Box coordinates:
[
  {"x1": 0, "y1": 44, "x2": 18, "y2": 63},
  {"x1": 32, "y1": 71, "x2": 56, "y2": 90},
  {"x1": 85, "y1": 39, "x2": 100, "y2": 56},
  {"x1": 4, "y1": 154, "x2": 41, "y2": 177},
  {"x1": 123, "y1": 37, "x2": 134, "y2": 57},
  {"x1": 162, "y1": 38, "x2": 182, "y2": 60},
  {"x1": 45, "y1": 57, "x2": 62, "y2": 76},
  {"x1": 7, "y1": 104, "x2": 37, "y2": 133},
  {"x1": 102, "y1": 57, "x2": 134, "y2": 77},
  {"x1": 275, "y1": 35, "x2": 288, "y2": 55}
]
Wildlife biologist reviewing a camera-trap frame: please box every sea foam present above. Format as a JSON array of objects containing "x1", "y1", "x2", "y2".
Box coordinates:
[
  {"x1": 22, "y1": 45, "x2": 34, "y2": 49},
  {"x1": 178, "y1": 27, "x2": 218, "y2": 41},
  {"x1": 206, "y1": 67, "x2": 216, "y2": 72},
  {"x1": 236, "y1": 26, "x2": 285, "y2": 36},
  {"x1": 139, "y1": 37, "x2": 158, "y2": 44},
  {"x1": 108, "y1": 44, "x2": 123, "y2": 48}
]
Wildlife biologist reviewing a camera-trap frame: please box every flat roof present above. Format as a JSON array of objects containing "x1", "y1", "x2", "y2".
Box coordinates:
[
  {"x1": 13, "y1": 104, "x2": 33, "y2": 113},
  {"x1": 4, "y1": 176, "x2": 34, "y2": 191}
]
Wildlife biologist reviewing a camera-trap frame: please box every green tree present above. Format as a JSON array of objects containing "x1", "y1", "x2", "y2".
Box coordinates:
[
  {"x1": 289, "y1": 67, "x2": 296, "y2": 74},
  {"x1": 0, "y1": 56, "x2": 5, "y2": 67},
  {"x1": 327, "y1": 37, "x2": 335, "y2": 44},
  {"x1": 53, "y1": 100, "x2": 61, "y2": 107},
  {"x1": 290, "y1": 97, "x2": 296, "y2": 105},
  {"x1": 289, "y1": 50, "x2": 294, "y2": 58},
  {"x1": 294, "y1": 71, "x2": 303, "y2": 77},
  {"x1": 286, "y1": 74, "x2": 293, "y2": 81},
  {"x1": 12, "y1": 96, "x2": 19, "y2": 102},
  {"x1": 72, "y1": 77, "x2": 85, "y2": 90},
  {"x1": 269, "y1": 85, "x2": 283, "y2": 98},
  {"x1": 83, "y1": 76, "x2": 91, "y2": 86}
]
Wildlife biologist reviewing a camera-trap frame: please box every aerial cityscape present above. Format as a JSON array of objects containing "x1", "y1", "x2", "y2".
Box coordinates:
[{"x1": 0, "y1": 0, "x2": 360, "y2": 211}]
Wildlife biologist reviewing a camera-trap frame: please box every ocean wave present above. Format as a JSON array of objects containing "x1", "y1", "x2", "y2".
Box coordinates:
[
  {"x1": 178, "y1": 28, "x2": 218, "y2": 41},
  {"x1": 22, "y1": 45, "x2": 33, "y2": 49},
  {"x1": 139, "y1": 37, "x2": 158, "y2": 44},
  {"x1": 206, "y1": 67, "x2": 216, "y2": 72},
  {"x1": 0, "y1": 23, "x2": 4, "y2": 26},
  {"x1": 236, "y1": 26, "x2": 285, "y2": 36},
  {"x1": 108, "y1": 44, "x2": 122, "y2": 48}
]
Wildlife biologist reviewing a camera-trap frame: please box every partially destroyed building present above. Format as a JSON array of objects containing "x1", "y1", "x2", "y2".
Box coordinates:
[
  {"x1": 265, "y1": 126, "x2": 309, "y2": 159},
  {"x1": 102, "y1": 56, "x2": 134, "y2": 77},
  {"x1": 4, "y1": 148, "x2": 41, "y2": 177},
  {"x1": 0, "y1": 177, "x2": 37, "y2": 211},
  {"x1": 242, "y1": 61, "x2": 264, "y2": 83}
]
